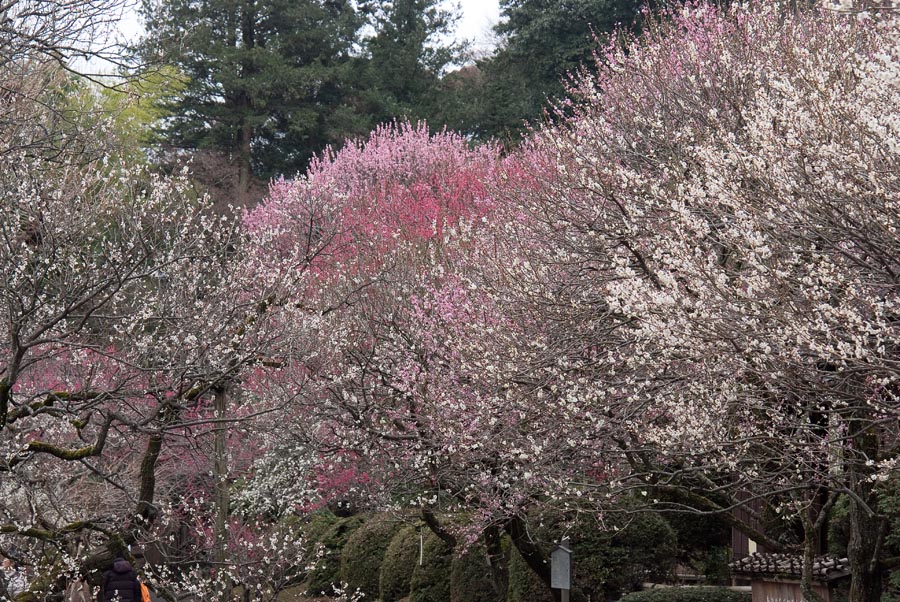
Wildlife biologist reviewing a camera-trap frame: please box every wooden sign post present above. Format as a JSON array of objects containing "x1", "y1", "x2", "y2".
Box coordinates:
[{"x1": 551, "y1": 538, "x2": 572, "y2": 602}]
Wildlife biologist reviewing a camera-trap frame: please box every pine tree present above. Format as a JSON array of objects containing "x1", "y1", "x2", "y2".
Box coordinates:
[
  {"x1": 462, "y1": 0, "x2": 648, "y2": 142},
  {"x1": 141, "y1": 0, "x2": 367, "y2": 199},
  {"x1": 356, "y1": 0, "x2": 465, "y2": 128}
]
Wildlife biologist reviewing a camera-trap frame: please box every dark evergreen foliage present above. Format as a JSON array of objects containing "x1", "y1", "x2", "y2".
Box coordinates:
[
  {"x1": 450, "y1": 542, "x2": 506, "y2": 602},
  {"x1": 409, "y1": 531, "x2": 453, "y2": 602},
  {"x1": 620, "y1": 587, "x2": 751, "y2": 602},
  {"x1": 339, "y1": 514, "x2": 403, "y2": 599},
  {"x1": 506, "y1": 544, "x2": 553, "y2": 602},
  {"x1": 380, "y1": 526, "x2": 421, "y2": 602},
  {"x1": 452, "y1": 0, "x2": 649, "y2": 142},
  {"x1": 303, "y1": 514, "x2": 365, "y2": 596},
  {"x1": 356, "y1": 0, "x2": 465, "y2": 128},
  {"x1": 140, "y1": 0, "x2": 465, "y2": 188},
  {"x1": 140, "y1": 0, "x2": 367, "y2": 184}
]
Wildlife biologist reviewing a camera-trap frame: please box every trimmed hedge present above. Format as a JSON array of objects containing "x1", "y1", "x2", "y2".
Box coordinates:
[
  {"x1": 380, "y1": 526, "x2": 420, "y2": 602},
  {"x1": 619, "y1": 587, "x2": 752, "y2": 602},
  {"x1": 298, "y1": 512, "x2": 339, "y2": 552},
  {"x1": 608, "y1": 512, "x2": 678, "y2": 592},
  {"x1": 304, "y1": 514, "x2": 365, "y2": 596},
  {"x1": 409, "y1": 531, "x2": 453, "y2": 602},
  {"x1": 339, "y1": 514, "x2": 402, "y2": 599},
  {"x1": 450, "y1": 542, "x2": 505, "y2": 602},
  {"x1": 507, "y1": 509, "x2": 677, "y2": 601},
  {"x1": 507, "y1": 544, "x2": 553, "y2": 602}
]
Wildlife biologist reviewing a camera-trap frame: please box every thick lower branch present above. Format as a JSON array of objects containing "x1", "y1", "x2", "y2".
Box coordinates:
[
  {"x1": 4, "y1": 413, "x2": 114, "y2": 470},
  {"x1": 421, "y1": 506, "x2": 457, "y2": 548},
  {"x1": 0, "y1": 520, "x2": 112, "y2": 541}
]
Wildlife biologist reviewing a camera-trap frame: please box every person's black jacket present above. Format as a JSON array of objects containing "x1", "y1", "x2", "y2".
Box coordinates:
[{"x1": 100, "y1": 558, "x2": 141, "y2": 602}]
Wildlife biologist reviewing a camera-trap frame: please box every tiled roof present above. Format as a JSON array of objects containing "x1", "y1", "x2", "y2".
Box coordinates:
[{"x1": 729, "y1": 553, "x2": 850, "y2": 582}]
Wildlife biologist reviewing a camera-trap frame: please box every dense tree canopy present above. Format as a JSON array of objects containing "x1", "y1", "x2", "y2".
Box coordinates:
[
  {"x1": 236, "y1": 5, "x2": 900, "y2": 602},
  {"x1": 139, "y1": 0, "x2": 467, "y2": 201},
  {"x1": 140, "y1": 0, "x2": 366, "y2": 196},
  {"x1": 356, "y1": 0, "x2": 465, "y2": 127},
  {"x1": 455, "y1": 0, "x2": 648, "y2": 141}
]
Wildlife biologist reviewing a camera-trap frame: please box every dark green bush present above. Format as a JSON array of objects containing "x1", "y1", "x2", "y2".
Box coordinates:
[
  {"x1": 506, "y1": 544, "x2": 553, "y2": 602},
  {"x1": 380, "y1": 526, "x2": 420, "y2": 602},
  {"x1": 827, "y1": 495, "x2": 850, "y2": 557},
  {"x1": 878, "y1": 478, "x2": 900, "y2": 602},
  {"x1": 450, "y1": 542, "x2": 506, "y2": 602},
  {"x1": 409, "y1": 531, "x2": 453, "y2": 602},
  {"x1": 304, "y1": 514, "x2": 365, "y2": 596},
  {"x1": 609, "y1": 512, "x2": 678, "y2": 590},
  {"x1": 339, "y1": 514, "x2": 403, "y2": 599},
  {"x1": 695, "y1": 548, "x2": 730, "y2": 586},
  {"x1": 659, "y1": 501, "x2": 731, "y2": 560},
  {"x1": 282, "y1": 512, "x2": 337, "y2": 584},
  {"x1": 299, "y1": 512, "x2": 339, "y2": 549},
  {"x1": 619, "y1": 587, "x2": 751, "y2": 602},
  {"x1": 505, "y1": 509, "x2": 676, "y2": 601}
]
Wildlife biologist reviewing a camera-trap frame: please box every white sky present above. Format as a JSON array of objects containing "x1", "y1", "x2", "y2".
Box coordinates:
[
  {"x1": 92, "y1": 0, "x2": 500, "y2": 74},
  {"x1": 455, "y1": 0, "x2": 502, "y2": 54},
  {"x1": 115, "y1": 0, "x2": 501, "y2": 50}
]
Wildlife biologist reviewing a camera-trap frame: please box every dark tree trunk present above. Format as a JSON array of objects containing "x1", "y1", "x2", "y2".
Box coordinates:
[
  {"x1": 846, "y1": 410, "x2": 885, "y2": 602},
  {"x1": 484, "y1": 524, "x2": 509, "y2": 600},
  {"x1": 504, "y1": 515, "x2": 586, "y2": 602},
  {"x1": 847, "y1": 499, "x2": 884, "y2": 602},
  {"x1": 237, "y1": 120, "x2": 252, "y2": 206}
]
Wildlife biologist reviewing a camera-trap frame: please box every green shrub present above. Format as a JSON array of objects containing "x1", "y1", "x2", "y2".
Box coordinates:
[
  {"x1": 609, "y1": 512, "x2": 678, "y2": 590},
  {"x1": 380, "y1": 526, "x2": 420, "y2": 602},
  {"x1": 572, "y1": 523, "x2": 630, "y2": 600},
  {"x1": 299, "y1": 512, "x2": 339, "y2": 549},
  {"x1": 506, "y1": 544, "x2": 553, "y2": 602},
  {"x1": 696, "y1": 548, "x2": 730, "y2": 586},
  {"x1": 619, "y1": 587, "x2": 751, "y2": 602},
  {"x1": 450, "y1": 542, "x2": 505, "y2": 602},
  {"x1": 827, "y1": 496, "x2": 851, "y2": 557},
  {"x1": 878, "y1": 477, "x2": 900, "y2": 602},
  {"x1": 659, "y1": 503, "x2": 731, "y2": 561},
  {"x1": 505, "y1": 508, "x2": 677, "y2": 601},
  {"x1": 285, "y1": 512, "x2": 338, "y2": 583},
  {"x1": 304, "y1": 514, "x2": 365, "y2": 596},
  {"x1": 339, "y1": 514, "x2": 403, "y2": 599},
  {"x1": 409, "y1": 531, "x2": 453, "y2": 602}
]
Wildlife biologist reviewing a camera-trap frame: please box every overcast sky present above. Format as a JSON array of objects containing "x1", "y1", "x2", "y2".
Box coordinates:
[
  {"x1": 92, "y1": 0, "x2": 501, "y2": 74},
  {"x1": 115, "y1": 0, "x2": 502, "y2": 50},
  {"x1": 456, "y1": 0, "x2": 502, "y2": 53}
]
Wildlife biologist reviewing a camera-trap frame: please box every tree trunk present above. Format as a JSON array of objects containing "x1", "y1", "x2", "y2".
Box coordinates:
[
  {"x1": 800, "y1": 515, "x2": 825, "y2": 602},
  {"x1": 846, "y1": 410, "x2": 884, "y2": 602},
  {"x1": 504, "y1": 515, "x2": 584, "y2": 602},
  {"x1": 847, "y1": 499, "x2": 883, "y2": 602},
  {"x1": 237, "y1": 120, "x2": 252, "y2": 206},
  {"x1": 484, "y1": 524, "x2": 509, "y2": 600},
  {"x1": 214, "y1": 386, "x2": 230, "y2": 602}
]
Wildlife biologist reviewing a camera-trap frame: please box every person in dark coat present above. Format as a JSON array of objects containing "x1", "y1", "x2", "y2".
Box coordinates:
[{"x1": 99, "y1": 557, "x2": 141, "y2": 602}]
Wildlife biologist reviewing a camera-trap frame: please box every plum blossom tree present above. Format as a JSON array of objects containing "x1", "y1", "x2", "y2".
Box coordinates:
[
  {"x1": 507, "y1": 3, "x2": 900, "y2": 601},
  {"x1": 244, "y1": 6, "x2": 900, "y2": 602},
  {"x1": 0, "y1": 139, "x2": 336, "y2": 600},
  {"x1": 238, "y1": 123, "x2": 556, "y2": 557},
  {"x1": 35, "y1": 4, "x2": 893, "y2": 602},
  {"x1": 240, "y1": 122, "x2": 645, "y2": 597},
  {"x1": 0, "y1": 3, "x2": 325, "y2": 595}
]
